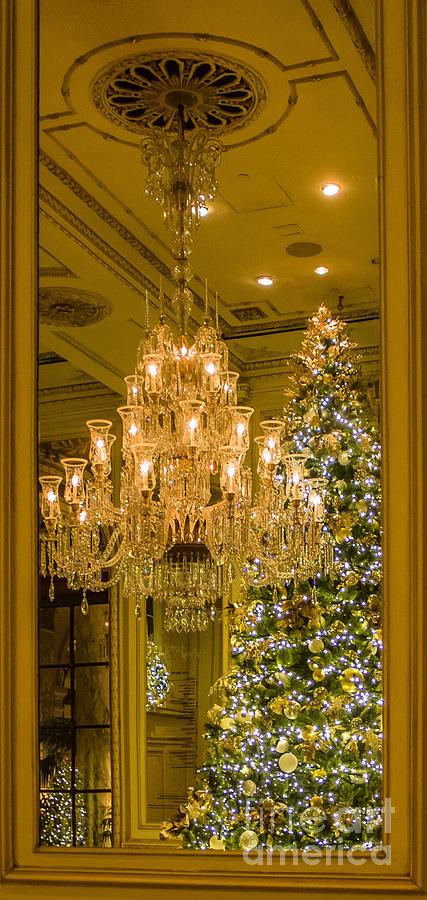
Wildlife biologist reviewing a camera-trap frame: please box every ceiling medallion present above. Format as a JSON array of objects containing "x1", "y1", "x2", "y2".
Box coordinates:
[
  {"x1": 91, "y1": 51, "x2": 266, "y2": 135},
  {"x1": 39, "y1": 288, "x2": 112, "y2": 327}
]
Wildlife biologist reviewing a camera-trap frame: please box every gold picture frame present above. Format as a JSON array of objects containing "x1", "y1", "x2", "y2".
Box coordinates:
[{"x1": 1, "y1": 0, "x2": 426, "y2": 896}]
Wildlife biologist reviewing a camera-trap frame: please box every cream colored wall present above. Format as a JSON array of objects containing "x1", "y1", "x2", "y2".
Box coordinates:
[{"x1": 1, "y1": 0, "x2": 427, "y2": 897}]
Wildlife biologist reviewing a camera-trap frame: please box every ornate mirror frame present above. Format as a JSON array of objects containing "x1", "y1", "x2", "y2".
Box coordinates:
[{"x1": 1, "y1": 0, "x2": 426, "y2": 896}]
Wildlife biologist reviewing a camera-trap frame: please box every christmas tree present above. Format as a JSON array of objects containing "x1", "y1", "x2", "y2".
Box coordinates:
[{"x1": 162, "y1": 306, "x2": 382, "y2": 852}]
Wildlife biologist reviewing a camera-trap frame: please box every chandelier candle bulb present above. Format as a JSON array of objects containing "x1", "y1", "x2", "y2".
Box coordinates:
[
  {"x1": 133, "y1": 443, "x2": 156, "y2": 493},
  {"x1": 222, "y1": 371, "x2": 239, "y2": 405},
  {"x1": 125, "y1": 374, "x2": 144, "y2": 406},
  {"x1": 201, "y1": 352, "x2": 221, "y2": 392},
  {"x1": 144, "y1": 354, "x2": 162, "y2": 394},
  {"x1": 118, "y1": 406, "x2": 145, "y2": 451},
  {"x1": 229, "y1": 406, "x2": 253, "y2": 452},
  {"x1": 61, "y1": 458, "x2": 88, "y2": 506},
  {"x1": 87, "y1": 420, "x2": 115, "y2": 478},
  {"x1": 220, "y1": 448, "x2": 241, "y2": 497},
  {"x1": 39, "y1": 476, "x2": 62, "y2": 526},
  {"x1": 180, "y1": 400, "x2": 205, "y2": 448}
]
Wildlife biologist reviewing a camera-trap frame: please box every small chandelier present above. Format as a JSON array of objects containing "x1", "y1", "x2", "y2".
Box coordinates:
[{"x1": 39, "y1": 97, "x2": 333, "y2": 629}]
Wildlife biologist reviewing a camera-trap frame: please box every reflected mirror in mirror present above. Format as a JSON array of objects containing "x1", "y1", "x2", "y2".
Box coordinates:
[{"x1": 38, "y1": 0, "x2": 382, "y2": 854}]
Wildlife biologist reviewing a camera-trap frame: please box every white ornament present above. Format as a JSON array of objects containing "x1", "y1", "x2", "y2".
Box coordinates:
[
  {"x1": 275, "y1": 737, "x2": 289, "y2": 753},
  {"x1": 278, "y1": 752, "x2": 298, "y2": 773},
  {"x1": 239, "y1": 829, "x2": 259, "y2": 851}
]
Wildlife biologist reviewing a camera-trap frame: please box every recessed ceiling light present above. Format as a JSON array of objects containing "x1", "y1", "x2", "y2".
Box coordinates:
[
  {"x1": 320, "y1": 182, "x2": 341, "y2": 196},
  {"x1": 256, "y1": 275, "x2": 273, "y2": 286},
  {"x1": 314, "y1": 266, "x2": 329, "y2": 276}
]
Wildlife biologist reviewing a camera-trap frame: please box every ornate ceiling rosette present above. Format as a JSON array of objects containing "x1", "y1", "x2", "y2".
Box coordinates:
[
  {"x1": 39, "y1": 288, "x2": 112, "y2": 327},
  {"x1": 91, "y1": 51, "x2": 266, "y2": 135}
]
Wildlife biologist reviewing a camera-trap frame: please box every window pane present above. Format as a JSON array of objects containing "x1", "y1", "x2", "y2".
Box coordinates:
[
  {"x1": 39, "y1": 606, "x2": 70, "y2": 665},
  {"x1": 75, "y1": 665, "x2": 110, "y2": 725},
  {"x1": 75, "y1": 728, "x2": 111, "y2": 790},
  {"x1": 39, "y1": 667, "x2": 71, "y2": 724},
  {"x1": 39, "y1": 791, "x2": 73, "y2": 846},
  {"x1": 75, "y1": 792, "x2": 112, "y2": 847},
  {"x1": 74, "y1": 603, "x2": 109, "y2": 663}
]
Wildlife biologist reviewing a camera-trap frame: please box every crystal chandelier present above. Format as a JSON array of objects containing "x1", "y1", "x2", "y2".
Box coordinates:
[
  {"x1": 39, "y1": 98, "x2": 333, "y2": 630},
  {"x1": 40, "y1": 101, "x2": 254, "y2": 630}
]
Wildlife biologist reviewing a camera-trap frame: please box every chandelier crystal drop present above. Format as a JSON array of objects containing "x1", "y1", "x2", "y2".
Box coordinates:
[{"x1": 39, "y1": 95, "x2": 334, "y2": 630}]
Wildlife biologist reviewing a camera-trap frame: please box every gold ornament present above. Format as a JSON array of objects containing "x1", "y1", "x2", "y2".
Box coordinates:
[
  {"x1": 220, "y1": 716, "x2": 235, "y2": 729},
  {"x1": 207, "y1": 704, "x2": 224, "y2": 724},
  {"x1": 269, "y1": 697, "x2": 285, "y2": 715},
  {"x1": 340, "y1": 667, "x2": 364, "y2": 693},
  {"x1": 239, "y1": 830, "x2": 259, "y2": 851},
  {"x1": 310, "y1": 686, "x2": 328, "y2": 709},
  {"x1": 241, "y1": 765, "x2": 251, "y2": 776},
  {"x1": 345, "y1": 570, "x2": 359, "y2": 586},
  {"x1": 312, "y1": 767, "x2": 327, "y2": 779},
  {"x1": 308, "y1": 638, "x2": 324, "y2": 653},
  {"x1": 301, "y1": 725, "x2": 317, "y2": 741},
  {"x1": 310, "y1": 795, "x2": 323, "y2": 808},
  {"x1": 242, "y1": 779, "x2": 257, "y2": 797},
  {"x1": 312, "y1": 668, "x2": 326, "y2": 682},
  {"x1": 187, "y1": 800, "x2": 204, "y2": 819},
  {"x1": 278, "y1": 752, "x2": 298, "y2": 773},
  {"x1": 338, "y1": 451, "x2": 350, "y2": 465},
  {"x1": 283, "y1": 700, "x2": 302, "y2": 720},
  {"x1": 209, "y1": 836, "x2": 226, "y2": 850},
  {"x1": 275, "y1": 737, "x2": 289, "y2": 753},
  {"x1": 308, "y1": 656, "x2": 323, "y2": 670},
  {"x1": 300, "y1": 806, "x2": 327, "y2": 834},
  {"x1": 356, "y1": 499, "x2": 369, "y2": 513},
  {"x1": 276, "y1": 671, "x2": 291, "y2": 685}
]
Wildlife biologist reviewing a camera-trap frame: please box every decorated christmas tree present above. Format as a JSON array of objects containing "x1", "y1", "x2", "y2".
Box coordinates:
[{"x1": 162, "y1": 306, "x2": 382, "y2": 852}]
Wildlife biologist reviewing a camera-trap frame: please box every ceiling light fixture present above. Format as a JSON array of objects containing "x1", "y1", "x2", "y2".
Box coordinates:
[
  {"x1": 320, "y1": 182, "x2": 341, "y2": 196},
  {"x1": 314, "y1": 266, "x2": 329, "y2": 276},
  {"x1": 256, "y1": 275, "x2": 273, "y2": 286},
  {"x1": 39, "y1": 94, "x2": 331, "y2": 632}
]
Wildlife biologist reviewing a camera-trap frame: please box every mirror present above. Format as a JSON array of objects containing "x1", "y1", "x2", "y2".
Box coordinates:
[{"x1": 38, "y1": 0, "x2": 381, "y2": 851}]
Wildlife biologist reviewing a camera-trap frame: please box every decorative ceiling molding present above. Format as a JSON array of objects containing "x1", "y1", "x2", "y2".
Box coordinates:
[
  {"x1": 231, "y1": 306, "x2": 267, "y2": 322},
  {"x1": 223, "y1": 305, "x2": 379, "y2": 340},
  {"x1": 39, "y1": 381, "x2": 117, "y2": 399},
  {"x1": 40, "y1": 150, "x2": 170, "y2": 276},
  {"x1": 39, "y1": 287, "x2": 112, "y2": 327},
  {"x1": 330, "y1": 0, "x2": 376, "y2": 82},
  {"x1": 39, "y1": 438, "x2": 89, "y2": 470},
  {"x1": 288, "y1": 70, "x2": 376, "y2": 135},
  {"x1": 61, "y1": 24, "x2": 338, "y2": 110},
  {"x1": 242, "y1": 342, "x2": 379, "y2": 377},
  {"x1": 91, "y1": 51, "x2": 266, "y2": 136}
]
